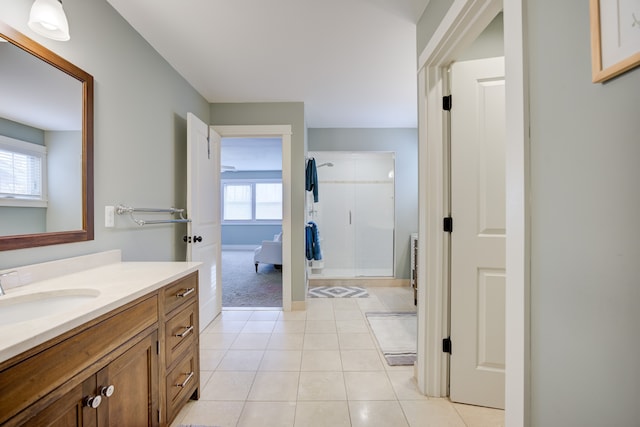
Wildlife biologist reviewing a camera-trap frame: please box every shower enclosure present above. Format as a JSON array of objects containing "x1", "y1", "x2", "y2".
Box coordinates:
[{"x1": 307, "y1": 151, "x2": 395, "y2": 277}]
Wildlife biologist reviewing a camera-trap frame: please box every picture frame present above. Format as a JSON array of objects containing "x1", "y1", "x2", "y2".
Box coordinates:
[{"x1": 590, "y1": 0, "x2": 640, "y2": 83}]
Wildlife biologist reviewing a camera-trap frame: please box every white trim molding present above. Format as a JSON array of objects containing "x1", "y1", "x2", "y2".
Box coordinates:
[
  {"x1": 416, "y1": 1, "x2": 530, "y2": 425},
  {"x1": 212, "y1": 125, "x2": 293, "y2": 312},
  {"x1": 503, "y1": 0, "x2": 530, "y2": 425}
]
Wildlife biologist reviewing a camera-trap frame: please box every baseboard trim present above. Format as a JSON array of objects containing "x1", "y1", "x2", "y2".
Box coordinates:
[
  {"x1": 308, "y1": 278, "x2": 410, "y2": 287},
  {"x1": 291, "y1": 300, "x2": 306, "y2": 311}
]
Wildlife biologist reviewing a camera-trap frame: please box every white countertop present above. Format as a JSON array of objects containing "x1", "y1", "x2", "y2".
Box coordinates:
[{"x1": 0, "y1": 261, "x2": 200, "y2": 364}]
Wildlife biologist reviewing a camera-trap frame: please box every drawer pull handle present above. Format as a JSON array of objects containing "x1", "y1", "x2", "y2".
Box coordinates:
[
  {"x1": 175, "y1": 371, "x2": 194, "y2": 388},
  {"x1": 175, "y1": 325, "x2": 194, "y2": 338},
  {"x1": 176, "y1": 287, "x2": 195, "y2": 298}
]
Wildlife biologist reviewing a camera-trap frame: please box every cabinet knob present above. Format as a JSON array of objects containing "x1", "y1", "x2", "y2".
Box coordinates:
[
  {"x1": 84, "y1": 395, "x2": 102, "y2": 409},
  {"x1": 100, "y1": 384, "x2": 115, "y2": 397}
]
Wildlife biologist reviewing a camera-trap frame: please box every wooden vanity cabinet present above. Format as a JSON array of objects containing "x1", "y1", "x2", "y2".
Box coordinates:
[
  {"x1": 24, "y1": 331, "x2": 158, "y2": 427},
  {"x1": 0, "y1": 271, "x2": 200, "y2": 427}
]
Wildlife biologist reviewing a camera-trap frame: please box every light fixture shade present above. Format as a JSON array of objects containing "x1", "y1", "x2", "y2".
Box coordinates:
[{"x1": 28, "y1": 0, "x2": 70, "y2": 41}]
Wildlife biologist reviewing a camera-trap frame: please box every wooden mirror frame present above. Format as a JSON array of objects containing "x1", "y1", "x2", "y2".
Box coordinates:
[{"x1": 0, "y1": 21, "x2": 94, "y2": 251}]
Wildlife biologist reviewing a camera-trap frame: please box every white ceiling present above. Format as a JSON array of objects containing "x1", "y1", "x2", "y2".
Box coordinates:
[
  {"x1": 0, "y1": 41, "x2": 82, "y2": 131},
  {"x1": 105, "y1": 0, "x2": 429, "y2": 128}
]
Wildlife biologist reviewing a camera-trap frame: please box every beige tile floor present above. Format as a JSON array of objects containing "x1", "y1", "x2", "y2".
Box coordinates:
[{"x1": 171, "y1": 286, "x2": 504, "y2": 427}]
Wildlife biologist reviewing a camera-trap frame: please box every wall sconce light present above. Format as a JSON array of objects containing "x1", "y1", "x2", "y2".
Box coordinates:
[{"x1": 28, "y1": 0, "x2": 70, "y2": 41}]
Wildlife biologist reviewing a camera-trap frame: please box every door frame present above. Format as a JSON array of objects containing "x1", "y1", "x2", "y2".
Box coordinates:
[
  {"x1": 415, "y1": 0, "x2": 530, "y2": 425},
  {"x1": 213, "y1": 125, "x2": 293, "y2": 311}
]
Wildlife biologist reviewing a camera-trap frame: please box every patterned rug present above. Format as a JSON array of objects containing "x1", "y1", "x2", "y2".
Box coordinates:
[
  {"x1": 308, "y1": 286, "x2": 369, "y2": 298},
  {"x1": 365, "y1": 311, "x2": 417, "y2": 366}
]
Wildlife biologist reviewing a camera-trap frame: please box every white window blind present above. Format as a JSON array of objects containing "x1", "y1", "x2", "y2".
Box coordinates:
[
  {"x1": 222, "y1": 180, "x2": 282, "y2": 223},
  {"x1": 255, "y1": 182, "x2": 282, "y2": 220},
  {"x1": 223, "y1": 183, "x2": 252, "y2": 220},
  {"x1": 0, "y1": 135, "x2": 47, "y2": 206}
]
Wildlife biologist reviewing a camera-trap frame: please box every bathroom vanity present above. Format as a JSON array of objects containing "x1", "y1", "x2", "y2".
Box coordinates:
[{"x1": 0, "y1": 253, "x2": 201, "y2": 426}]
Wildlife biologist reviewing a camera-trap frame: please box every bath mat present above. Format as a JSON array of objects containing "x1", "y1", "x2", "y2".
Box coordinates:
[
  {"x1": 308, "y1": 286, "x2": 369, "y2": 298},
  {"x1": 365, "y1": 311, "x2": 417, "y2": 366}
]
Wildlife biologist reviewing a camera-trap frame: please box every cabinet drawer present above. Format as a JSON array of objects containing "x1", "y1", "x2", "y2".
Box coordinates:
[
  {"x1": 165, "y1": 302, "x2": 197, "y2": 368},
  {"x1": 166, "y1": 349, "x2": 199, "y2": 423},
  {"x1": 163, "y1": 272, "x2": 198, "y2": 315}
]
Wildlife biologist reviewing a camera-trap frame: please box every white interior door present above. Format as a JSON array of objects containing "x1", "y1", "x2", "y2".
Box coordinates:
[
  {"x1": 187, "y1": 112, "x2": 221, "y2": 331},
  {"x1": 449, "y1": 57, "x2": 506, "y2": 409}
]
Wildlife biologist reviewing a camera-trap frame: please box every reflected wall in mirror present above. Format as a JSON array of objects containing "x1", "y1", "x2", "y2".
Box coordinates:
[{"x1": 0, "y1": 21, "x2": 93, "y2": 251}]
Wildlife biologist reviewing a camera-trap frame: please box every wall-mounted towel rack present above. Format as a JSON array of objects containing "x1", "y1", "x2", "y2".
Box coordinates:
[{"x1": 116, "y1": 204, "x2": 191, "y2": 226}]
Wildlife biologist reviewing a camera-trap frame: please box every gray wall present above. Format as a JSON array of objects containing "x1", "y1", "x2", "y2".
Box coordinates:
[
  {"x1": 308, "y1": 128, "x2": 418, "y2": 280},
  {"x1": 457, "y1": 13, "x2": 503, "y2": 62},
  {"x1": 416, "y1": 0, "x2": 454, "y2": 55},
  {"x1": 417, "y1": 1, "x2": 640, "y2": 424},
  {"x1": 46, "y1": 131, "x2": 82, "y2": 232},
  {"x1": 0, "y1": 117, "x2": 44, "y2": 144},
  {"x1": 528, "y1": 1, "x2": 640, "y2": 425},
  {"x1": 0, "y1": 0, "x2": 210, "y2": 269},
  {"x1": 210, "y1": 103, "x2": 307, "y2": 302}
]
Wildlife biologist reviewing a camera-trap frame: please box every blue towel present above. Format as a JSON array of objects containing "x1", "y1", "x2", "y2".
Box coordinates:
[
  {"x1": 305, "y1": 158, "x2": 319, "y2": 202},
  {"x1": 305, "y1": 225, "x2": 313, "y2": 260},
  {"x1": 305, "y1": 221, "x2": 322, "y2": 261}
]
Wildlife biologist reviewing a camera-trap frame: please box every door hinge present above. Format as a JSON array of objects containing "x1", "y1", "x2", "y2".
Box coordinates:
[
  {"x1": 443, "y1": 216, "x2": 453, "y2": 233},
  {"x1": 443, "y1": 95, "x2": 452, "y2": 111},
  {"x1": 443, "y1": 337, "x2": 452, "y2": 354}
]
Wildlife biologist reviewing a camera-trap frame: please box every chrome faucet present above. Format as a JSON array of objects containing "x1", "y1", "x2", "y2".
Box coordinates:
[{"x1": 0, "y1": 271, "x2": 18, "y2": 296}]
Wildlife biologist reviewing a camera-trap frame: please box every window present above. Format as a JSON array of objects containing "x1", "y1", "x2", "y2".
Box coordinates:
[
  {"x1": 223, "y1": 183, "x2": 252, "y2": 220},
  {"x1": 0, "y1": 135, "x2": 47, "y2": 207},
  {"x1": 223, "y1": 180, "x2": 282, "y2": 222}
]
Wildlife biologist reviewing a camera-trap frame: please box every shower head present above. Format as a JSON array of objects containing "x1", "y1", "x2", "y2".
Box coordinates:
[{"x1": 317, "y1": 162, "x2": 334, "y2": 168}]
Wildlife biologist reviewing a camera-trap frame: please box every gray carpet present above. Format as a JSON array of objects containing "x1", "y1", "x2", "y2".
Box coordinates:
[{"x1": 222, "y1": 250, "x2": 282, "y2": 307}]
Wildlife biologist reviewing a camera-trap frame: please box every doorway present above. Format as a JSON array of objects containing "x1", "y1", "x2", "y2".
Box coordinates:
[
  {"x1": 212, "y1": 125, "x2": 293, "y2": 312},
  {"x1": 220, "y1": 137, "x2": 283, "y2": 308},
  {"x1": 416, "y1": 1, "x2": 529, "y2": 424}
]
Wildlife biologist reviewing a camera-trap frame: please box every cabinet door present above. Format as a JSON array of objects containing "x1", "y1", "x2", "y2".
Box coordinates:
[
  {"x1": 97, "y1": 332, "x2": 159, "y2": 427},
  {"x1": 22, "y1": 379, "x2": 97, "y2": 427}
]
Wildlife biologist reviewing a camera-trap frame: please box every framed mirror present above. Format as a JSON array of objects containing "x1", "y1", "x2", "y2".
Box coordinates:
[{"x1": 0, "y1": 21, "x2": 93, "y2": 251}]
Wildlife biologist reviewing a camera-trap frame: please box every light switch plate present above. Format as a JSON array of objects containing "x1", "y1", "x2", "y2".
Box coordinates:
[{"x1": 105, "y1": 206, "x2": 115, "y2": 227}]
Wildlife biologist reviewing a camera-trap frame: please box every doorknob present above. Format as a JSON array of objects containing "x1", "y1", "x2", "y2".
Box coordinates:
[{"x1": 194, "y1": 236, "x2": 203, "y2": 243}]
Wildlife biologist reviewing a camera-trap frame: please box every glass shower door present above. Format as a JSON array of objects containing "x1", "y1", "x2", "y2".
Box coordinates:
[{"x1": 309, "y1": 151, "x2": 395, "y2": 278}]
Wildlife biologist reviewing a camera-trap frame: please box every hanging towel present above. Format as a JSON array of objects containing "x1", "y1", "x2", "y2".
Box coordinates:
[
  {"x1": 305, "y1": 225, "x2": 314, "y2": 260},
  {"x1": 305, "y1": 221, "x2": 322, "y2": 261},
  {"x1": 305, "y1": 158, "x2": 319, "y2": 202}
]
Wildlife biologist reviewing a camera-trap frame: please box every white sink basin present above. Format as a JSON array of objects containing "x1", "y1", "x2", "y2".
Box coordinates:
[{"x1": 0, "y1": 289, "x2": 100, "y2": 324}]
